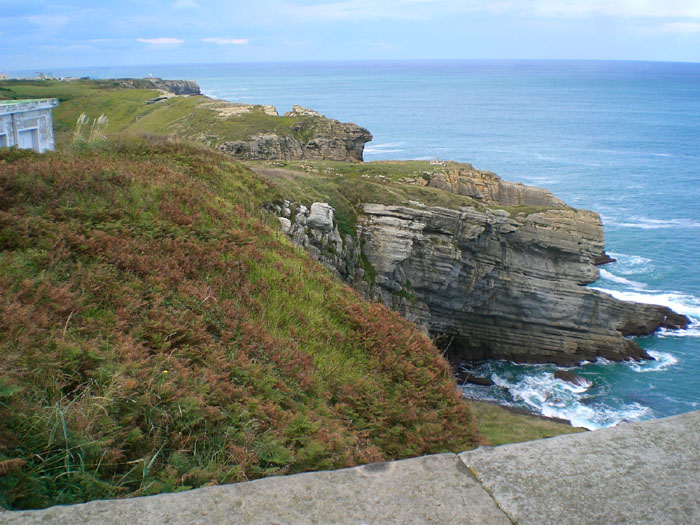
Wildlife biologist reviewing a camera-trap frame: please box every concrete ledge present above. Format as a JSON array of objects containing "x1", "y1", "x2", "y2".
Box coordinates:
[
  {"x1": 2, "y1": 454, "x2": 510, "y2": 524},
  {"x1": 4, "y1": 411, "x2": 700, "y2": 524},
  {"x1": 461, "y1": 410, "x2": 700, "y2": 525}
]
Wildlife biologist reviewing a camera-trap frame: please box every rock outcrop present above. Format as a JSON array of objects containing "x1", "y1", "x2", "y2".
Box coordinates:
[
  {"x1": 111, "y1": 78, "x2": 201, "y2": 95},
  {"x1": 272, "y1": 166, "x2": 689, "y2": 366},
  {"x1": 217, "y1": 110, "x2": 372, "y2": 162},
  {"x1": 103, "y1": 79, "x2": 370, "y2": 162}
]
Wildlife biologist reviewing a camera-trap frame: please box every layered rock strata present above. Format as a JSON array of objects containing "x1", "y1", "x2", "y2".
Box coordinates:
[
  {"x1": 273, "y1": 167, "x2": 688, "y2": 365},
  {"x1": 217, "y1": 106, "x2": 372, "y2": 162}
]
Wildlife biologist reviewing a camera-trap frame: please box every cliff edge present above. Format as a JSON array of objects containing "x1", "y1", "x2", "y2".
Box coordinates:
[
  {"x1": 217, "y1": 105, "x2": 372, "y2": 162},
  {"x1": 262, "y1": 161, "x2": 688, "y2": 365},
  {"x1": 0, "y1": 79, "x2": 373, "y2": 162}
]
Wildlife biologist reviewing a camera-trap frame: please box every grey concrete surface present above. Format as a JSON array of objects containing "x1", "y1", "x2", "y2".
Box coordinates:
[
  {"x1": 5, "y1": 411, "x2": 700, "y2": 524},
  {"x1": 2, "y1": 453, "x2": 510, "y2": 524},
  {"x1": 460, "y1": 410, "x2": 700, "y2": 525}
]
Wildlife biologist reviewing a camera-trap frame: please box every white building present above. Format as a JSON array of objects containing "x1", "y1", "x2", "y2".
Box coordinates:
[{"x1": 0, "y1": 99, "x2": 59, "y2": 152}]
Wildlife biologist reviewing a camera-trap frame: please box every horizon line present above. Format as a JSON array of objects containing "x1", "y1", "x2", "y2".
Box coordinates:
[{"x1": 5, "y1": 57, "x2": 700, "y2": 76}]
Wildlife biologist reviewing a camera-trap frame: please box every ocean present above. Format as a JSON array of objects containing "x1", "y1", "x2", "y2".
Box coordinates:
[{"x1": 34, "y1": 60, "x2": 700, "y2": 429}]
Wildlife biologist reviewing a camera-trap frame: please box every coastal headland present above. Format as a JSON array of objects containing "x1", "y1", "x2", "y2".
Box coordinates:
[{"x1": 0, "y1": 77, "x2": 689, "y2": 511}]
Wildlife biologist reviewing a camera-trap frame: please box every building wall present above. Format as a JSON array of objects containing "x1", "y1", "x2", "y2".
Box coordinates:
[{"x1": 0, "y1": 100, "x2": 58, "y2": 153}]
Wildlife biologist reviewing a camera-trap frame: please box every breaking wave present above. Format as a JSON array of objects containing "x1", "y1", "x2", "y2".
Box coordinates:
[
  {"x1": 591, "y1": 288, "x2": 700, "y2": 322},
  {"x1": 460, "y1": 361, "x2": 656, "y2": 430},
  {"x1": 616, "y1": 217, "x2": 700, "y2": 230},
  {"x1": 599, "y1": 269, "x2": 647, "y2": 290},
  {"x1": 606, "y1": 253, "x2": 654, "y2": 276},
  {"x1": 627, "y1": 351, "x2": 678, "y2": 372},
  {"x1": 364, "y1": 142, "x2": 406, "y2": 155}
]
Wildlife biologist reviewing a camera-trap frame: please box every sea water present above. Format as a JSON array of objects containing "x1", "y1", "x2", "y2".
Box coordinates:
[{"x1": 39, "y1": 60, "x2": 700, "y2": 429}]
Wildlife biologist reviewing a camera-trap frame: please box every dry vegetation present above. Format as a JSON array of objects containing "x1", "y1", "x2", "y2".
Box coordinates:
[
  {"x1": 1, "y1": 81, "x2": 581, "y2": 511},
  {"x1": 0, "y1": 140, "x2": 478, "y2": 510}
]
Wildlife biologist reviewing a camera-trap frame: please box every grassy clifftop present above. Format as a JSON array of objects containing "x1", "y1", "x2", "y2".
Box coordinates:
[
  {"x1": 0, "y1": 140, "x2": 477, "y2": 509},
  {"x1": 0, "y1": 80, "x2": 333, "y2": 149}
]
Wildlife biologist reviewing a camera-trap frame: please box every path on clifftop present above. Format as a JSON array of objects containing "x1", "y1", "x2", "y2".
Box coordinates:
[{"x1": 5, "y1": 410, "x2": 699, "y2": 524}]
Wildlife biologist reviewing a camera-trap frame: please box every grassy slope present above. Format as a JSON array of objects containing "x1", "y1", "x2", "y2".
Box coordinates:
[
  {"x1": 0, "y1": 140, "x2": 477, "y2": 510},
  {"x1": 0, "y1": 80, "x2": 581, "y2": 509},
  {"x1": 0, "y1": 80, "x2": 321, "y2": 149},
  {"x1": 248, "y1": 160, "x2": 554, "y2": 237},
  {"x1": 470, "y1": 402, "x2": 583, "y2": 446}
]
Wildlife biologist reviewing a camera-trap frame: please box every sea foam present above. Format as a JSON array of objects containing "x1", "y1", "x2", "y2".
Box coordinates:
[
  {"x1": 616, "y1": 217, "x2": 700, "y2": 230},
  {"x1": 599, "y1": 269, "x2": 647, "y2": 289},
  {"x1": 486, "y1": 370, "x2": 651, "y2": 430},
  {"x1": 591, "y1": 288, "x2": 700, "y2": 322},
  {"x1": 627, "y1": 351, "x2": 679, "y2": 373}
]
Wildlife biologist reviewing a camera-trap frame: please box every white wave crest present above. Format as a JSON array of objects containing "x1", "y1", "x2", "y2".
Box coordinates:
[
  {"x1": 627, "y1": 351, "x2": 678, "y2": 373},
  {"x1": 490, "y1": 371, "x2": 650, "y2": 430},
  {"x1": 599, "y1": 269, "x2": 647, "y2": 290},
  {"x1": 657, "y1": 325, "x2": 700, "y2": 338},
  {"x1": 606, "y1": 253, "x2": 653, "y2": 276},
  {"x1": 591, "y1": 288, "x2": 700, "y2": 321},
  {"x1": 616, "y1": 217, "x2": 700, "y2": 230},
  {"x1": 364, "y1": 142, "x2": 406, "y2": 154}
]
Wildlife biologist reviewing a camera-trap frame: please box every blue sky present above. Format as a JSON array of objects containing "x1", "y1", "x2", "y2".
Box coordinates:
[{"x1": 2, "y1": 0, "x2": 700, "y2": 71}]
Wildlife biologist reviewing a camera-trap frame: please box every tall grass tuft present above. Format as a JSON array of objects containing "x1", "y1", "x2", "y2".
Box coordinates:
[
  {"x1": 73, "y1": 113, "x2": 89, "y2": 143},
  {"x1": 88, "y1": 114, "x2": 109, "y2": 143},
  {"x1": 73, "y1": 113, "x2": 109, "y2": 144}
]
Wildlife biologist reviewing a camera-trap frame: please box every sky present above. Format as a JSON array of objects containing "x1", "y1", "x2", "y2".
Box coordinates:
[{"x1": 2, "y1": 0, "x2": 700, "y2": 71}]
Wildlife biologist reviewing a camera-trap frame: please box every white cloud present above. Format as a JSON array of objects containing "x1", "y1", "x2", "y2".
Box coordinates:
[
  {"x1": 173, "y1": 0, "x2": 201, "y2": 9},
  {"x1": 658, "y1": 21, "x2": 700, "y2": 34},
  {"x1": 524, "y1": 0, "x2": 700, "y2": 18},
  {"x1": 279, "y1": 0, "x2": 700, "y2": 21},
  {"x1": 137, "y1": 37, "x2": 184, "y2": 46},
  {"x1": 202, "y1": 37, "x2": 249, "y2": 45}
]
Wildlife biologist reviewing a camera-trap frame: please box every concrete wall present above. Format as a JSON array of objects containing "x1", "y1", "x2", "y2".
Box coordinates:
[
  {"x1": 4, "y1": 410, "x2": 699, "y2": 524},
  {"x1": 0, "y1": 99, "x2": 59, "y2": 153}
]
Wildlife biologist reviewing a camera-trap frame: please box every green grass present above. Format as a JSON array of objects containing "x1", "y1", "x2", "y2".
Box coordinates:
[
  {"x1": 0, "y1": 82, "x2": 581, "y2": 511},
  {"x1": 249, "y1": 160, "x2": 490, "y2": 237},
  {"x1": 469, "y1": 401, "x2": 585, "y2": 446},
  {"x1": 0, "y1": 80, "x2": 343, "y2": 150},
  {"x1": 0, "y1": 80, "x2": 157, "y2": 144},
  {"x1": 0, "y1": 139, "x2": 478, "y2": 510}
]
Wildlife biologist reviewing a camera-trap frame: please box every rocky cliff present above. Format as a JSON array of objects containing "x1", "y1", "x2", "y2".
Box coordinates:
[
  {"x1": 270, "y1": 164, "x2": 688, "y2": 366},
  {"x1": 217, "y1": 106, "x2": 372, "y2": 162},
  {"x1": 110, "y1": 78, "x2": 202, "y2": 95},
  {"x1": 94, "y1": 79, "x2": 372, "y2": 162}
]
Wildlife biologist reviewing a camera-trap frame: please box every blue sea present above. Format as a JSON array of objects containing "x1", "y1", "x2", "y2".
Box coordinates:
[{"x1": 30, "y1": 60, "x2": 700, "y2": 429}]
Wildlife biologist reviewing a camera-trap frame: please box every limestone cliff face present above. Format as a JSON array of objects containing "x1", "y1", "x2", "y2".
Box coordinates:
[
  {"x1": 273, "y1": 168, "x2": 688, "y2": 366},
  {"x1": 217, "y1": 106, "x2": 373, "y2": 162},
  {"x1": 353, "y1": 203, "x2": 686, "y2": 365},
  {"x1": 425, "y1": 165, "x2": 564, "y2": 207}
]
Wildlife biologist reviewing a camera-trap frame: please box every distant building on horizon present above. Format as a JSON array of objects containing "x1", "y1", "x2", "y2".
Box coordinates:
[
  {"x1": 0, "y1": 99, "x2": 59, "y2": 152},
  {"x1": 0, "y1": 73, "x2": 7, "y2": 80}
]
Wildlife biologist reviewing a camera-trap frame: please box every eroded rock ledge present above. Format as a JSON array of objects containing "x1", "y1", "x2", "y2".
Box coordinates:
[
  {"x1": 271, "y1": 166, "x2": 688, "y2": 366},
  {"x1": 217, "y1": 106, "x2": 372, "y2": 162}
]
